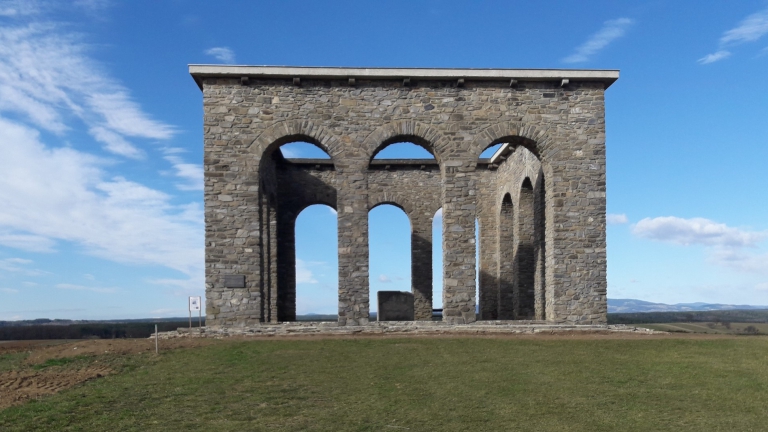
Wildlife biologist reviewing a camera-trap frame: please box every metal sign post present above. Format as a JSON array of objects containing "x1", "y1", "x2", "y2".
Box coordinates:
[{"x1": 189, "y1": 296, "x2": 202, "y2": 329}]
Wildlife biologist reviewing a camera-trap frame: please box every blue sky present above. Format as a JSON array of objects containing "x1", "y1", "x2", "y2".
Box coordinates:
[{"x1": 1, "y1": 0, "x2": 767, "y2": 320}]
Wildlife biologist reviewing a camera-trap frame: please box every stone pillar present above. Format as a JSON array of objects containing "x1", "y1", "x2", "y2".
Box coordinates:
[
  {"x1": 533, "y1": 175, "x2": 546, "y2": 320},
  {"x1": 276, "y1": 210, "x2": 296, "y2": 322},
  {"x1": 515, "y1": 179, "x2": 536, "y2": 319},
  {"x1": 337, "y1": 171, "x2": 370, "y2": 325},
  {"x1": 545, "y1": 143, "x2": 607, "y2": 324},
  {"x1": 411, "y1": 218, "x2": 432, "y2": 321},
  {"x1": 477, "y1": 202, "x2": 499, "y2": 320},
  {"x1": 498, "y1": 195, "x2": 515, "y2": 319},
  {"x1": 441, "y1": 161, "x2": 477, "y2": 324}
]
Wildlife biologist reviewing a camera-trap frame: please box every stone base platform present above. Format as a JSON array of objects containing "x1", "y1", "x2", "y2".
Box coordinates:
[{"x1": 155, "y1": 321, "x2": 657, "y2": 339}]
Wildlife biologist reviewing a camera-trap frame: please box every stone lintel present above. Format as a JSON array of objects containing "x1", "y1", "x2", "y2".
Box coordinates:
[{"x1": 189, "y1": 65, "x2": 619, "y2": 90}]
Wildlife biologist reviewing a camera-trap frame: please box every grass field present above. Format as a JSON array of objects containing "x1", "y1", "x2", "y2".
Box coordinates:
[
  {"x1": 639, "y1": 322, "x2": 768, "y2": 335},
  {"x1": 1, "y1": 335, "x2": 768, "y2": 431}
]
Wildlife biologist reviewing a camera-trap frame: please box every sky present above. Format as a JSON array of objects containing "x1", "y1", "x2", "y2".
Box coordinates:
[{"x1": 0, "y1": 0, "x2": 767, "y2": 320}]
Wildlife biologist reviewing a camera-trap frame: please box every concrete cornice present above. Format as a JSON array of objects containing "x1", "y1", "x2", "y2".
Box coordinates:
[{"x1": 189, "y1": 65, "x2": 619, "y2": 90}]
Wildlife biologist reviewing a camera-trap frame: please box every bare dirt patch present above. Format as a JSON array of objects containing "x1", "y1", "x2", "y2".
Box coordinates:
[
  {"x1": 21, "y1": 337, "x2": 216, "y2": 365},
  {"x1": 0, "y1": 366, "x2": 112, "y2": 410},
  {"x1": 0, "y1": 338, "x2": 217, "y2": 410}
]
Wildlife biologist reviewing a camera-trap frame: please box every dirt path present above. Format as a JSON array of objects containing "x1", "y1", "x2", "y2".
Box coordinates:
[
  {"x1": 0, "y1": 338, "x2": 217, "y2": 410},
  {"x1": 0, "y1": 366, "x2": 113, "y2": 410}
]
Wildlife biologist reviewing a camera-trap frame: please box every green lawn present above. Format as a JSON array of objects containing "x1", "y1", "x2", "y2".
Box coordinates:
[
  {"x1": 640, "y1": 322, "x2": 768, "y2": 335},
  {"x1": 2, "y1": 337, "x2": 768, "y2": 431}
]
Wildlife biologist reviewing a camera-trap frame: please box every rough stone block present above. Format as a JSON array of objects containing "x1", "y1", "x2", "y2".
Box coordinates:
[{"x1": 377, "y1": 291, "x2": 414, "y2": 321}]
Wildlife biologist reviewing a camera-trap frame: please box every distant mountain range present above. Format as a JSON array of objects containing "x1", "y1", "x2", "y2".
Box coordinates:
[{"x1": 609, "y1": 299, "x2": 768, "y2": 313}]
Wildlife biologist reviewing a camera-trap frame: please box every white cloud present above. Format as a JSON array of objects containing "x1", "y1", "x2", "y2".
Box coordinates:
[
  {"x1": 378, "y1": 274, "x2": 391, "y2": 283},
  {"x1": 756, "y1": 283, "x2": 768, "y2": 292},
  {"x1": 698, "y1": 50, "x2": 732, "y2": 64},
  {"x1": 633, "y1": 216, "x2": 768, "y2": 274},
  {"x1": 0, "y1": 118, "x2": 203, "y2": 276},
  {"x1": 56, "y1": 283, "x2": 116, "y2": 293},
  {"x1": 563, "y1": 18, "x2": 633, "y2": 63},
  {"x1": 607, "y1": 213, "x2": 628, "y2": 225},
  {"x1": 0, "y1": 231, "x2": 56, "y2": 252},
  {"x1": 205, "y1": 47, "x2": 236, "y2": 63},
  {"x1": 296, "y1": 259, "x2": 318, "y2": 284},
  {"x1": 0, "y1": 23, "x2": 175, "y2": 157},
  {"x1": 87, "y1": 92, "x2": 174, "y2": 140},
  {"x1": 0, "y1": 288, "x2": 19, "y2": 294},
  {"x1": 163, "y1": 149, "x2": 203, "y2": 191},
  {"x1": 0, "y1": 0, "x2": 40, "y2": 16},
  {"x1": 632, "y1": 216, "x2": 765, "y2": 247},
  {"x1": 700, "y1": 8, "x2": 768, "y2": 64},
  {"x1": 721, "y1": 9, "x2": 768, "y2": 45},
  {"x1": 89, "y1": 126, "x2": 143, "y2": 159},
  {"x1": 329, "y1": 207, "x2": 337, "y2": 215},
  {"x1": 0, "y1": 257, "x2": 46, "y2": 276}
]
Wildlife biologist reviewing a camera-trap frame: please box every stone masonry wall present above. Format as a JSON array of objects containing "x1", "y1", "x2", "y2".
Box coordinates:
[{"x1": 201, "y1": 77, "x2": 608, "y2": 326}]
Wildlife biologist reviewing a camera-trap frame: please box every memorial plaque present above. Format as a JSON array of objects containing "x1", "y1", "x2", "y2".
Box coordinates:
[
  {"x1": 377, "y1": 291, "x2": 414, "y2": 321},
  {"x1": 223, "y1": 275, "x2": 245, "y2": 288}
]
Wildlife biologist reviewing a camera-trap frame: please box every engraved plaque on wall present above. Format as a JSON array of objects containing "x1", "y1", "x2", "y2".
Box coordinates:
[{"x1": 223, "y1": 275, "x2": 245, "y2": 288}]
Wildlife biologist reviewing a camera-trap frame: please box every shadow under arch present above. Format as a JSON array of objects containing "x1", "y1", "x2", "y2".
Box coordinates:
[{"x1": 362, "y1": 120, "x2": 450, "y2": 165}]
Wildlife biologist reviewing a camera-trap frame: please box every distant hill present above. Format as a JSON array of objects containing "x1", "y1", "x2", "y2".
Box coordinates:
[{"x1": 609, "y1": 298, "x2": 768, "y2": 313}]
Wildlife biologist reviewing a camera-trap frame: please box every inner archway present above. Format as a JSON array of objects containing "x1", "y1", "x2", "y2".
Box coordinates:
[
  {"x1": 294, "y1": 204, "x2": 338, "y2": 320},
  {"x1": 432, "y1": 208, "x2": 443, "y2": 319},
  {"x1": 498, "y1": 194, "x2": 515, "y2": 319},
  {"x1": 516, "y1": 178, "x2": 536, "y2": 319},
  {"x1": 371, "y1": 141, "x2": 436, "y2": 160},
  {"x1": 369, "y1": 204, "x2": 411, "y2": 318},
  {"x1": 262, "y1": 139, "x2": 337, "y2": 322}
]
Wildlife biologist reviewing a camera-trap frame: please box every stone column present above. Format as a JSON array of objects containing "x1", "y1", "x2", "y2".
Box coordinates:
[
  {"x1": 477, "y1": 204, "x2": 499, "y2": 320},
  {"x1": 498, "y1": 195, "x2": 515, "y2": 319},
  {"x1": 545, "y1": 140, "x2": 607, "y2": 324},
  {"x1": 533, "y1": 175, "x2": 546, "y2": 320},
  {"x1": 514, "y1": 179, "x2": 536, "y2": 319},
  {"x1": 411, "y1": 217, "x2": 433, "y2": 321},
  {"x1": 337, "y1": 170, "x2": 370, "y2": 325},
  {"x1": 441, "y1": 161, "x2": 477, "y2": 324}
]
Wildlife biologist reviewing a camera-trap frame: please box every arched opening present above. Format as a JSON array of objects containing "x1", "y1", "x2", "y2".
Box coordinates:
[
  {"x1": 498, "y1": 194, "x2": 515, "y2": 319},
  {"x1": 432, "y1": 208, "x2": 443, "y2": 320},
  {"x1": 516, "y1": 178, "x2": 536, "y2": 319},
  {"x1": 372, "y1": 142, "x2": 435, "y2": 160},
  {"x1": 294, "y1": 204, "x2": 338, "y2": 320},
  {"x1": 478, "y1": 138, "x2": 547, "y2": 322},
  {"x1": 479, "y1": 143, "x2": 503, "y2": 159},
  {"x1": 259, "y1": 138, "x2": 337, "y2": 322},
  {"x1": 369, "y1": 204, "x2": 412, "y2": 319},
  {"x1": 280, "y1": 141, "x2": 332, "y2": 159}
]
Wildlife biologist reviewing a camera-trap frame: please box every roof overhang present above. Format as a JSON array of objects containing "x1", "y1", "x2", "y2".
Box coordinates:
[{"x1": 189, "y1": 65, "x2": 619, "y2": 90}]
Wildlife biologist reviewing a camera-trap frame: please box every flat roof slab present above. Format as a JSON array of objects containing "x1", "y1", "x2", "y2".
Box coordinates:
[{"x1": 189, "y1": 65, "x2": 619, "y2": 89}]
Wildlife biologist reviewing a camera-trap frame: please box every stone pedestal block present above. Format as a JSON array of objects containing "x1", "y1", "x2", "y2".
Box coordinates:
[{"x1": 377, "y1": 291, "x2": 415, "y2": 321}]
